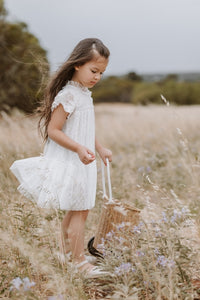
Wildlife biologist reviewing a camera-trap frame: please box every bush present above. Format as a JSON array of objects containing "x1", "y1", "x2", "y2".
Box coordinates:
[
  {"x1": 93, "y1": 74, "x2": 200, "y2": 106},
  {"x1": 93, "y1": 76, "x2": 134, "y2": 103},
  {"x1": 131, "y1": 82, "x2": 161, "y2": 105},
  {"x1": 130, "y1": 81, "x2": 200, "y2": 106},
  {"x1": 160, "y1": 81, "x2": 200, "y2": 105},
  {"x1": 0, "y1": 1, "x2": 49, "y2": 113}
]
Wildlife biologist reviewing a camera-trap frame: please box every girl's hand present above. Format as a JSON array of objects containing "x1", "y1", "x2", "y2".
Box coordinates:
[
  {"x1": 76, "y1": 145, "x2": 95, "y2": 165},
  {"x1": 98, "y1": 147, "x2": 112, "y2": 166}
]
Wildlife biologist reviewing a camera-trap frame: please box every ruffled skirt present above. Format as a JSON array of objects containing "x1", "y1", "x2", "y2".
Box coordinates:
[{"x1": 10, "y1": 155, "x2": 97, "y2": 211}]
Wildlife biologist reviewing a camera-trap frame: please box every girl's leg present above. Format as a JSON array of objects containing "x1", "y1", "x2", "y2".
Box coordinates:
[
  {"x1": 68, "y1": 210, "x2": 94, "y2": 271},
  {"x1": 67, "y1": 210, "x2": 89, "y2": 262},
  {"x1": 60, "y1": 211, "x2": 73, "y2": 253},
  {"x1": 67, "y1": 210, "x2": 94, "y2": 271},
  {"x1": 62, "y1": 211, "x2": 73, "y2": 239}
]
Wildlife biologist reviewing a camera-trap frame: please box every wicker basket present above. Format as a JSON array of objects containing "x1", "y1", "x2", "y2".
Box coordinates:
[
  {"x1": 93, "y1": 198, "x2": 140, "y2": 249},
  {"x1": 87, "y1": 159, "x2": 140, "y2": 258}
]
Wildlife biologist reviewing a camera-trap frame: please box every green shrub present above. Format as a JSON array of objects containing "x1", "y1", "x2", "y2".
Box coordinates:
[
  {"x1": 0, "y1": 1, "x2": 49, "y2": 113},
  {"x1": 93, "y1": 73, "x2": 200, "y2": 106},
  {"x1": 160, "y1": 81, "x2": 200, "y2": 105},
  {"x1": 130, "y1": 81, "x2": 200, "y2": 105},
  {"x1": 93, "y1": 76, "x2": 134, "y2": 103},
  {"x1": 131, "y1": 82, "x2": 161, "y2": 105}
]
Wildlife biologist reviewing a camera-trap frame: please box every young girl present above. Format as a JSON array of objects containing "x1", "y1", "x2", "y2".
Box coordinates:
[{"x1": 10, "y1": 38, "x2": 112, "y2": 276}]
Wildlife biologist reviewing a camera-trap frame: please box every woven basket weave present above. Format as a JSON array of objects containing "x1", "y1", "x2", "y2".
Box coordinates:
[
  {"x1": 90, "y1": 159, "x2": 140, "y2": 253},
  {"x1": 93, "y1": 197, "x2": 140, "y2": 249}
]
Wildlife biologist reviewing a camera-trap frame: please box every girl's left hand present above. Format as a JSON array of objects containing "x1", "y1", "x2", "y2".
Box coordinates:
[{"x1": 98, "y1": 147, "x2": 112, "y2": 166}]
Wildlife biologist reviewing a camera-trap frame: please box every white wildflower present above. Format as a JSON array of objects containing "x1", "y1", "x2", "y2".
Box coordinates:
[{"x1": 161, "y1": 94, "x2": 170, "y2": 106}]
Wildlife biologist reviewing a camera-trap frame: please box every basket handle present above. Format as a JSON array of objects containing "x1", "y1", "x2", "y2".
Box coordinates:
[{"x1": 101, "y1": 158, "x2": 114, "y2": 203}]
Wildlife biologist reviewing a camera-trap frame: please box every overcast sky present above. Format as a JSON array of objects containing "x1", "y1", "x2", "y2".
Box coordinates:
[{"x1": 4, "y1": 0, "x2": 200, "y2": 75}]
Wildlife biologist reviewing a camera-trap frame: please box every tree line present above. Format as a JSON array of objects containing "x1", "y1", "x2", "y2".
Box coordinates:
[{"x1": 92, "y1": 73, "x2": 200, "y2": 106}]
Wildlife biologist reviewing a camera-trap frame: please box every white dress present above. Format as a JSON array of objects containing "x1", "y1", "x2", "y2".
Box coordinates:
[{"x1": 10, "y1": 80, "x2": 97, "y2": 211}]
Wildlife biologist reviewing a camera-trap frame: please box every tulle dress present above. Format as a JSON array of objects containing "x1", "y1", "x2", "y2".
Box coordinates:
[{"x1": 10, "y1": 80, "x2": 97, "y2": 211}]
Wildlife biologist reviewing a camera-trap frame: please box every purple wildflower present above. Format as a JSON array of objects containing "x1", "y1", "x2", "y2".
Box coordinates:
[
  {"x1": 151, "y1": 220, "x2": 157, "y2": 227},
  {"x1": 106, "y1": 230, "x2": 114, "y2": 239},
  {"x1": 138, "y1": 166, "x2": 145, "y2": 173},
  {"x1": 154, "y1": 248, "x2": 160, "y2": 256},
  {"x1": 144, "y1": 280, "x2": 151, "y2": 287},
  {"x1": 133, "y1": 225, "x2": 141, "y2": 234},
  {"x1": 136, "y1": 250, "x2": 145, "y2": 257},
  {"x1": 116, "y1": 222, "x2": 125, "y2": 230},
  {"x1": 155, "y1": 228, "x2": 162, "y2": 237},
  {"x1": 161, "y1": 211, "x2": 167, "y2": 223},
  {"x1": 156, "y1": 256, "x2": 175, "y2": 268},
  {"x1": 133, "y1": 221, "x2": 144, "y2": 234},
  {"x1": 167, "y1": 260, "x2": 175, "y2": 268},
  {"x1": 48, "y1": 295, "x2": 64, "y2": 300},
  {"x1": 114, "y1": 263, "x2": 135, "y2": 276},
  {"x1": 10, "y1": 277, "x2": 22, "y2": 291},
  {"x1": 10, "y1": 277, "x2": 35, "y2": 291},
  {"x1": 146, "y1": 166, "x2": 152, "y2": 173},
  {"x1": 22, "y1": 277, "x2": 36, "y2": 291},
  {"x1": 156, "y1": 255, "x2": 168, "y2": 267},
  {"x1": 181, "y1": 207, "x2": 189, "y2": 215},
  {"x1": 171, "y1": 214, "x2": 176, "y2": 224}
]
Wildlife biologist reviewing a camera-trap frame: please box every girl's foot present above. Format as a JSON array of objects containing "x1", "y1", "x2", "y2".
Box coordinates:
[
  {"x1": 75, "y1": 260, "x2": 109, "y2": 277},
  {"x1": 76, "y1": 260, "x2": 94, "y2": 272},
  {"x1": 56, "y1": 236, "x2": 71, "y2": 265}
]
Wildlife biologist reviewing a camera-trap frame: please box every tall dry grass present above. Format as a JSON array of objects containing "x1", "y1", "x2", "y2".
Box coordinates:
[{"x1": 0, "y1": 104, "x2": 200, "y2": 299}]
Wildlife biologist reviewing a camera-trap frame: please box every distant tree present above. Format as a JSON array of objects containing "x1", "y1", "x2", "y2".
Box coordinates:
[
  {"x1": 0, "y1": 0, "x2": 49, "y2": 112},
  {"x1": 163, "y1": 73, "x2": 178, "y2": 82},
  {"x1": 0, "y1": 0, "x2": 7, "y2": 17},
  {"x1": 92, "y1": 76, "x2": 134, "y2": 103},
  {"x1": 126, "y1": 71, "x2": 142, "y2": 82}
]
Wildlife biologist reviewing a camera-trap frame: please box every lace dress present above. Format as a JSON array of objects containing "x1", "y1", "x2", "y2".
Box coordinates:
[{"x1": 10, "y1": 81, "x2": 97, "y2": 211}]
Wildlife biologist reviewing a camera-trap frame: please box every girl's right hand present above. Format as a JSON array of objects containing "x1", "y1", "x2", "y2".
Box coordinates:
[{"x1": 76, "y1": 145, "x2": 95, "y2": 165}]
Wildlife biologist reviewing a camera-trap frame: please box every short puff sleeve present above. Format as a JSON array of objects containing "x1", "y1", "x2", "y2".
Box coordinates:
[{"x1": 51, "y1": 90, "x2": 75, "y2": 118}]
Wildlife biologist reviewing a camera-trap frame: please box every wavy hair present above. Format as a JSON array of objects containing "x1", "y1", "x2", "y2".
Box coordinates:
[{"x1": 38, "y1": 38, "x2": 110, "y2": 141}]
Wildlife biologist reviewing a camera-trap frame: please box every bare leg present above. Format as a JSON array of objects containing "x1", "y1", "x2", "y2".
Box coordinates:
[
  {"x1": 60, "y1": 211, "x2": 73, "y2": 253},
  {"x1": 67, "y1": 210, "x2": 94, "y2": 271},
  {"x1": 62, "y1": 211, "x2": 73, "y2": 239},
  {"x1": 67, "y1": 210, "x2": 88, "y2": 261}
]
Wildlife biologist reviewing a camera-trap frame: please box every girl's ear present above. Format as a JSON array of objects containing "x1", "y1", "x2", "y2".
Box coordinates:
[{"x1": 75, "y1": 66, "x2": 79, "y2": 71}]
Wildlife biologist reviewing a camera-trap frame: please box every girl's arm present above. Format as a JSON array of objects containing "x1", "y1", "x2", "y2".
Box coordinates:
[
  {"x1": 47, "y1": 104, "x2": 95, "y2": 164},
  {"x1": 95, "y1": 137, "x2": 112, "y2": 165}
]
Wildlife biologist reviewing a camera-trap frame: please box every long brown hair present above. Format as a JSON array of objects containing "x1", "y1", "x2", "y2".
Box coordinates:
[{"x1": 38, "y1": 38, "x2": 110, "y2": 142}]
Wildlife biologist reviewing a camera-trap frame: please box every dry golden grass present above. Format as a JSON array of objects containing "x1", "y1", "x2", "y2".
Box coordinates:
[{"x1": 1, "y1": 104, "x2": 200, "y2": 299}]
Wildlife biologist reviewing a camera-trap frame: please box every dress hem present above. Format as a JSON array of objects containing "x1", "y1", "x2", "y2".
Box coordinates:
[{"x1": 17, "y1": 184, "x2": 95, "y2": 211}]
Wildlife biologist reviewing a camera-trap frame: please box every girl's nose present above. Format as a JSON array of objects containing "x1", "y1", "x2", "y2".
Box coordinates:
[{"x1": 94, "y1": 73, "x2": 101, "y2": 81}]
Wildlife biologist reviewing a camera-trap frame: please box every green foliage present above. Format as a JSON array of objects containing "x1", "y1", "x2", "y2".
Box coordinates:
[
  {"x1": 160, "y1": 81, "x2": 200, "y2": 105},
  {"x1": 162, "y1": 73, "x2": 178, "y2": 82},
  {"x1": 92, "y1": 76, "x2": 134, "y2": 103},
  {"x1": 0, "y1": 0, "x2": 7, "y2": 18},
  {"x1": 93, "y1": 75, "x2": 200, "y2": 106},
  {"x1": 126, "y1": 72, "x2": 143, "y2": 82},
  {"x1": 131, "y1": 82, "x2": 161, "y2": 105},
  {"x1": 0, "y1": 1, "x2": 49, "y2": 113},
  {"x1": 131, "y1": 81, "x2": 200, "y2": 106}
]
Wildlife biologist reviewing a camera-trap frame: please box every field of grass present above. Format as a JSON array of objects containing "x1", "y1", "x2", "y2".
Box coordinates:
[{"x1": 0, "y1": 103, "x2": 200, "y2": 299}]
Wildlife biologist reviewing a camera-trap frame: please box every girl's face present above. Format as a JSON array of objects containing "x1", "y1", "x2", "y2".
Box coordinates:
[{"x1": 72, "y1": 55, "x2": 108, "y2": 88}]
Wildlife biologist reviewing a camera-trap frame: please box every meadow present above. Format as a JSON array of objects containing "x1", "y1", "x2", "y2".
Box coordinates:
[{"x1": 0, "y1": 103, "x2": 200, "y2": 299}]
